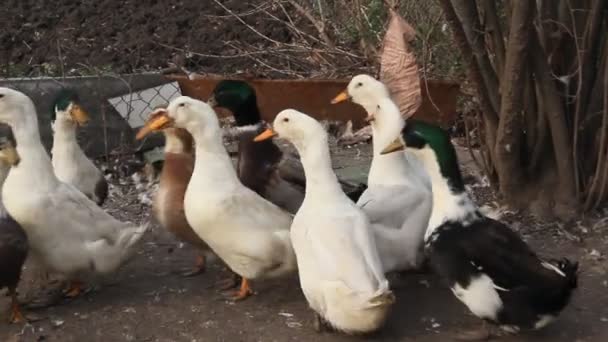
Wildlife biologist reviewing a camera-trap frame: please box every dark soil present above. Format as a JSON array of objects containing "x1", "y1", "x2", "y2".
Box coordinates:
[
  {"x1": 1, "y1": 0, "x2": 368, "y2": 78},
  {"x1": 1, "y1": 139, "x2": 608, "y2": 342}
]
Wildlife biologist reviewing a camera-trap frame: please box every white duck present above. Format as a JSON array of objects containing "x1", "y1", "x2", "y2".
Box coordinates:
[
  {"x1": 254, "y1": 109, "x2": 394, "y2": 334},
  {"x1": 0, "y1": 87, "x2": 148, "y2": 297},
  {"x1": 137, "y1": 96, "x2": 296, "y2": 300},
  {"x1": 331, "y1": 74, "x2": 432, "y2": 273},
  {"x1": 51, "y1": 89, "x2": 108, "y2": 205}
]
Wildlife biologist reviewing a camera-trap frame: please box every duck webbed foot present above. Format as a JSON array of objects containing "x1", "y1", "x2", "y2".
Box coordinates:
[
  {"x1": 228, "y1": 278, "x2": 253, "y2": 301},
  {"x1": 8, "y1": 288, "x2": 26, "y2": 324},
  {"x1": 63, "y1": 280, "x2": 85, "y2": 298},
  {"x1": 181, "y1": 254, "x2": 206, "y2": 277}
]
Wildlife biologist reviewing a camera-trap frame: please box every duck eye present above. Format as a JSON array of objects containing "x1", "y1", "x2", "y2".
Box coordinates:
[
  {"x1": 0, "y1": 94, "x2": 4, "y2": 98},
  {"x1": 356, "y1": 82, "x2": 363, "y2": 88},
  {"x1": 178, "y1": 103, "x2": 186, "y2": 107},
  {"x1": 283, "y1": 118, "x2": 289, "y2": 123}
]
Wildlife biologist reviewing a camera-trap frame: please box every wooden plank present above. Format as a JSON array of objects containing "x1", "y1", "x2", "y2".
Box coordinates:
[{"x1": 167, "y1": 75, "x2": 460, "y2": 128}]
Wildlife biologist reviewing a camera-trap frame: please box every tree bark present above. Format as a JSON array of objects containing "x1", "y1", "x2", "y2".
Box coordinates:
[
  {"x1": 494, "y1": 0, "x2": 534, "y2": 203},
  {"x1": 481, "y1": 0, "x2": 506, "y2": 77},
  {"x1": 451, "y1": 0, "x2": 501, "y2": 113},
  {"x1": 438, "y1": 0, "x2": 499, "y2": 168},
  {"x1": 530, "y1": 32, "x2": 578, "y2": 216}
]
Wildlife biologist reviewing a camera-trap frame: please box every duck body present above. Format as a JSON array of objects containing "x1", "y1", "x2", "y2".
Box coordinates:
[
  {"x1": 0, "y1": 88, "x2": 147, "y2": 283},
  {"x1": 142, "y1": 96, "x2": 296, "y2": 299},
  {"x1": 428, "y1": 216, "x2": 578, "y2": 331},
  {"x1": 236, "y1": 128, "x2": 304, "y2": 214},
  {"x1": 385, "y1": 119, "x2": 578, "y2": 332},
  {"x1": 334, "y1": 75, "x2": 432, "y2": 273},
  {"x1": 51, "y1": 90, "x2": 108, "y2": 205},
  {"x1": 153, "y1": 128, "x2": 212, "y2": 274},
  {"x1": 183, "y1": 130, "x2": 295, "y2": 281},
  {"x1": 0, "y1": 213, "x2": 27, "y2": 293},
  {"x1": 262, "y1": 109, "x2": 394, "y2": 334},
  {"x1": 154, "y1": 128, "x2": 209, "y2": 251}
]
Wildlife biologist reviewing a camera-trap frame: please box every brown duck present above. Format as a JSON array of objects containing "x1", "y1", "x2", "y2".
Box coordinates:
[
  {"x1": 0, "y1": 137, "x2": 28, "y2": 323},
  {"x1": 140, "y1": 117, "x2": 212, "y2": 276}
]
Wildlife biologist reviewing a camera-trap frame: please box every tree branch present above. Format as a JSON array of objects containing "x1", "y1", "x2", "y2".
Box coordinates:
[{"x1": 285, "y1": 0, "x2": 335, "y2": 48}]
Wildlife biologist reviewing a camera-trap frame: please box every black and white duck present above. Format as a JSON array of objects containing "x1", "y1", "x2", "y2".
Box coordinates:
[
  {"x1": 381, "y1": 120, "x2": 578, "y2": 338},
  {"x1": 0, "y1": 136, "x2": 28, "y2": 323}
]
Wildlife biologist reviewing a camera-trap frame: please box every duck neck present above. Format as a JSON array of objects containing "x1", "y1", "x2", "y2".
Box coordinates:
[
  {"x1": 295, "y1": 136, "x2": 343, "y2": 200},
  {"x1": 369, "y1": 110, "x2": 410, "y2": 186},
  {"x1": 233, "y1": 96, "x2": 262, "y2": 127},
  {"x1": 188, "y1": 122, "x2": 240, "y2": 186},
  {"x1": 412, "y1": 146, "x2": 477, "y2": 239},
  {"x1": 51, "y1": 119, "x2": 79, "y2": 151},
  {"x1": 10, "y1": 117, "x2": 58, "y2": 186}
]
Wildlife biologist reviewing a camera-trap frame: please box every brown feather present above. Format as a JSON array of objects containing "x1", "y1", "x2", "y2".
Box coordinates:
[{"x1": 154, "y1": 129, "x2": 209, "y2": 251}]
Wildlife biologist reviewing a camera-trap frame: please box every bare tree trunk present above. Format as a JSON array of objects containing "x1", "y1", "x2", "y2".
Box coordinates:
[
  {"x1": 530, "y1": 33, "x2": 578, "y2": 217},
  {"x1": 450, "y1": 0, "x2": 501, "y2": 113},
  {"x1": 481, "y1": 0, "x2": 506, "y2": 77},
  {"x1": 494, "y1": 0, "x2": 534, "y2": 203},
  {"x1": 437, "y1": 0, "x2": 499, "y2": 169}
]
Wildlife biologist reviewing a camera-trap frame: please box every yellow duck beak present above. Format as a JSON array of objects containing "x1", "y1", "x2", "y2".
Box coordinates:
[
  {"x1": 136, "y1": 109, "x2": 175, "y2": 140},
  {"x1": 253, "y1": 128, "x2": 277, "y2": 142},
  {"x1": 0, "y1": 141, "x2": 20, "y2": 166},
  {"x1": 70, "y1": 104, "x2": 90, "y2": 126},
  {"x1": 330, "y1": 90, "x2": 350, "y2": 104},
  {"x1": 380, "y1": 137, "x2": 405, "y2": 155}
]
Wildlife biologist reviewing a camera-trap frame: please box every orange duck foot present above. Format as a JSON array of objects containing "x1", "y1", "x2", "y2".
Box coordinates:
[
  {"x1": 230, "y1": 278, "x2": 253, "y2": 301},
  {"x1": 181, "y1": 255, "x2": 206, "y2": 277},
  {"x1": 63, "y1": 280, "x2": 85, "y2": 298},
  {"x1": 8, "y1": 291, "x2": 26, "y2": 324}
]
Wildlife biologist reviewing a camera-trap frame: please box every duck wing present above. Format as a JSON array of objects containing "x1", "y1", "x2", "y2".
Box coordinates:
[
  {"x1": 434, "y1": 218, "x2": 566, "y2": 291},
  {"x1": 307, "y1": 210, "x2": 387, "y2": 294}
]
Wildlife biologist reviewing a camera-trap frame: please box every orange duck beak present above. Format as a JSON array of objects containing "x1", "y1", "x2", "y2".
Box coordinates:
[
  {"x1": 253, "y1": 128, "x2": 277, "y2": 142},
  {"x1": 136, "y1": 108, "x2": 175, "y2": 140},
  {"x1": 330, "y1": 90, "x2": 350, "y2": 104}
]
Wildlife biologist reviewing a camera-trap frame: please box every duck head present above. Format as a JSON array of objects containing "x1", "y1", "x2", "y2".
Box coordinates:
[
  {"x1": 381, "y1": 120, "x2": 464, "y2": 192},
  {"x1": 254, "y1": 109, "x2": 327, "y2": 152},
  {"x1": 208, "y1": 80, "x2": 260, "y2": 126},
  {"x1": 0, "y1": 87, "x2": 38, "y2": 128},
  {"x1": 331, "y1": 74, "x2": 391, "y2": 122},
  {"x1": 52, "y1": 88, "x2": 90, "y2": 126},
  {"x1": 136, "y1": 96, "x2": 218, "y2": 140}
]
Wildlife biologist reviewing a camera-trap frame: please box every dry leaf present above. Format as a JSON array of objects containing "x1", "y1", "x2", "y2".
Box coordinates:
[{"x1": 379, "y1": 9, "x2": 422, "y2": 119}]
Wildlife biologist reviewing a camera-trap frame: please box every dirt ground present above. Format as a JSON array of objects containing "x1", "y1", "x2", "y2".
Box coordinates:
[
  {"x1": 1, "y1": 0, "x2": 368, "y2": 78},
  {"x1": 1, "y1": 139, "x2": 608, "y2": 342}
]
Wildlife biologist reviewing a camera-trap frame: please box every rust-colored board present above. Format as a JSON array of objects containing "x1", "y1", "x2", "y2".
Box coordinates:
[{"x1": 168, "y1": 75, "x2": 460, "y2": 128}]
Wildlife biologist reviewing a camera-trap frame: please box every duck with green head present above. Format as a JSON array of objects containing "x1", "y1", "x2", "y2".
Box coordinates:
[
  {"x1": 381, "y1": 120, "x2": 578, "y2": 339},
  {"x1": 51, "y1": 89, "x2": 108, "y2": 205},
  {"x1": 208, "y1": 80, "x2": 305, "y2": 214},
  {"x1": 209, "y1": 80, "x2": 367, "y2": 213}
]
